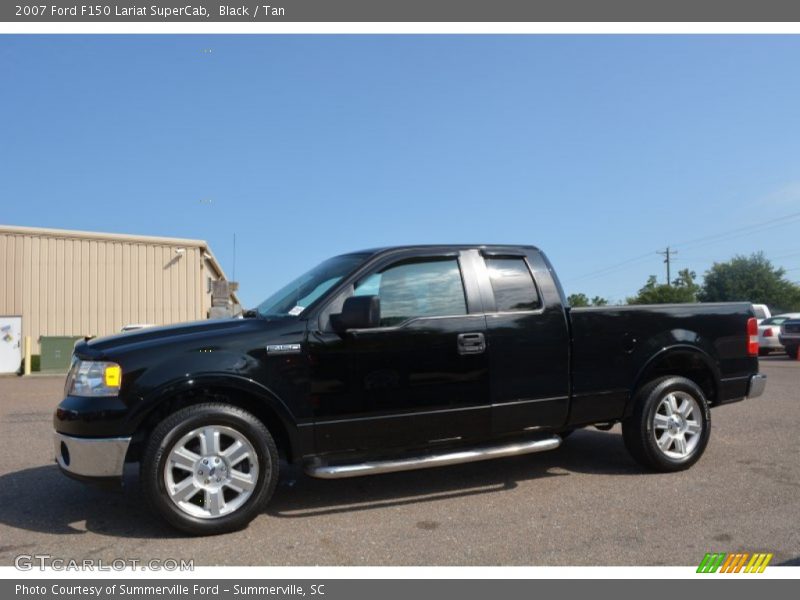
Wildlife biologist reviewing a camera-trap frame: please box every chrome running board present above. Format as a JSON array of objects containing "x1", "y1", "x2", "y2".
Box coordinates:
[{"x1": 305, "y1": 435, "x2": 561, "y2": 479}]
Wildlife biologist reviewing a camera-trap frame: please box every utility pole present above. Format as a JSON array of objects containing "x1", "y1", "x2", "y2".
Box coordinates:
[
  {"x1": 657, "y1": 246, "x2": 678, "y2": 286},
  {"x1": 232, "y1": 232, "x2": 237, "y2": 282}
]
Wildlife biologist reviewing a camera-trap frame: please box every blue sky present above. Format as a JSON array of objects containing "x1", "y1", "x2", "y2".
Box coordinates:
[{"x1": 2, "y1": 35, "x2": 800, "y2": 306}]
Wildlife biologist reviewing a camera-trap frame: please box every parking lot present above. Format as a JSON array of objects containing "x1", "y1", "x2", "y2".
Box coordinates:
[{"x1": 0, "y1": 357, "x2": 797, "y2": 566}]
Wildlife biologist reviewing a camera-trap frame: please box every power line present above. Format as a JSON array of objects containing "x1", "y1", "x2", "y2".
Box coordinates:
[
  {"x1": 676, "y1": 218, "x2": 800, "y2": 254},
  {"x1": 768, "y1": 250, "x2": 800, "y2": 261},
  {"x1": 567, "y1": 209, "x2": 800, "y2": 284},
  {"x1": 564, "y1": 252, "x2": 656, "y2": 283},
  {"x1": 673, "y1": 248, "x2": 800, "y2": 265},
  {"x1": 670, "y1": 210, "x2": 800, "y2": 251}
]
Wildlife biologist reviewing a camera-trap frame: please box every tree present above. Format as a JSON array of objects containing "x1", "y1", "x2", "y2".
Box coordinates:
[
  {"x1": 568, "y1": 293, "x2": 610, "y2": 307},
  {"x1": 567, "y1": 293, "x2": 590, "y2": 307},
  {"x1": 627, "y1": 269, "x2": 700, "y2": 305},
  {"x1": 699, "y1": 252, "x2": 800, "y2": 311}
]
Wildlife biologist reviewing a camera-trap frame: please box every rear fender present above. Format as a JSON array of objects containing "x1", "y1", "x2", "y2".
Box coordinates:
[{"x1": 626, "y1": 342, "x2": 721, "y2": 417}]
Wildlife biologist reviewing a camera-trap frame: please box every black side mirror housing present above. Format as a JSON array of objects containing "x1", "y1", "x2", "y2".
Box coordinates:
[{"x1": 331, "y1": 295, "x2": 380, "y2": 332}]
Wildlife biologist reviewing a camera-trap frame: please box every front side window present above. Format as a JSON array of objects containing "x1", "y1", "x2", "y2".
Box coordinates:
[
  {"x1": 354, "y1": 258, "x2": 467, "y2": 326},
  {"x1": 486, "y1": 257, "x2": 540, "y2": 312},
  {"x1": 256, "y1": 253, "x2": 369, "y2": 318}
]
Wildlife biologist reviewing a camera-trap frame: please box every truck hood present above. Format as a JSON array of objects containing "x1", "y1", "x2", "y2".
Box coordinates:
[{"x1": 74, "y1": 318, "x2": 285, "y2": 358}]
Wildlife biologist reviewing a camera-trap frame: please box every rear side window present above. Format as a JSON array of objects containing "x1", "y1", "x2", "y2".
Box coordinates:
[
  {"x1": 355, "y1": 258, "x2": 467, "y2": 326},
  {"x1": 762, "y1": 317, "x2": 787, "y2": 326},
  {"x1": 486, "y1": 257, "x2": 540, "y2": 312}
]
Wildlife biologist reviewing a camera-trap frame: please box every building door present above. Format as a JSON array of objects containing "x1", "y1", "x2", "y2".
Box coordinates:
[{"x1": 0, "y1": 316, "x2": 22, "y2": 374}]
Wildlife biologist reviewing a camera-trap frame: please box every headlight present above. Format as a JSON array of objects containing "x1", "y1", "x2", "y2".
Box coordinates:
[{"x1": 66, "y1": 360, "x2": 122, "y2": 397}]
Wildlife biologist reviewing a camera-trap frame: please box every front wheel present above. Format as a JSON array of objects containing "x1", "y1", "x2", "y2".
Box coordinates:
[
  {"x1": 141, "y1": 403, "x2": 279, "y2": 535},
  {"x1": 786, "y1": 346, "x2": 799, "y2": 360},
  {"x1": 622, "y1": 376, "x2": 710, "y2": 472}
]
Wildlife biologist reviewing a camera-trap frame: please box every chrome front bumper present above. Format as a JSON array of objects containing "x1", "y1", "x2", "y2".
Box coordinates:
[
  {"x1": 54, "y1": 431, "x2": 131, "y2": 479},
  {"x1": 747, "y1": 374, "x2": 767, "y2": 399}
]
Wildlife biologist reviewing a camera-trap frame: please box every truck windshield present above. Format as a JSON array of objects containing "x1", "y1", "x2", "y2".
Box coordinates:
[{"x1": 256, "y1": 253, "x2": 369, "y2": 318}]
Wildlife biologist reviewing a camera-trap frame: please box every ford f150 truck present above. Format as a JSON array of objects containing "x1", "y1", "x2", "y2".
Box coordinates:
[{"x1": 54, "y1": 245, "x2": 767, "y2": 534}]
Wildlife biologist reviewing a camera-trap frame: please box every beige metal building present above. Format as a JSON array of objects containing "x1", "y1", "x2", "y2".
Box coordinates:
[{"x1": 0, "y1": 225, "x2": 238, "y2": 353}]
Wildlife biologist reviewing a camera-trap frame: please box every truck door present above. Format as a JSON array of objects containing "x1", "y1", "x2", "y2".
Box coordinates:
[
  {"x1": 308, "y1": 251, "x2": 491, "y2": 454},
  {"x1": 475, "y1": 250, "x2": 571, "y2": 434}
]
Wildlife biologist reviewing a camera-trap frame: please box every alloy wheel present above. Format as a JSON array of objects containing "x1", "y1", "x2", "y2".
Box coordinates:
[
  {"x1": 163, "y1": 425, "x2": 259, "y2": 519},
  {"x1": 652, "y1": 391, "x2": 703, "y2": 460}
]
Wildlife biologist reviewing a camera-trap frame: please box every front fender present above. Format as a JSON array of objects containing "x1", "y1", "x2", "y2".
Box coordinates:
[
  {"x1": 118, "y1": 345, "x2": 302, "y2": 443},
  {"x1": 137, "y1": 372, "x2": 297, "y2": 429},
  {"x1": 123, "y1": 371, "x2": 305, "y2": 461}
]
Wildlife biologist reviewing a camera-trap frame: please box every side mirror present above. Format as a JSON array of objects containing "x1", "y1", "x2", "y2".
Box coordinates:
[{"x1": 331, "y1": 295, "x2": 380, "y2": 332}]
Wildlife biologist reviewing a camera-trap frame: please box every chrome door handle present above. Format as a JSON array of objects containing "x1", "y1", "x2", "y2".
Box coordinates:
[{"x1": 457, "y1": 332, "x2": 486, "y2": 355}]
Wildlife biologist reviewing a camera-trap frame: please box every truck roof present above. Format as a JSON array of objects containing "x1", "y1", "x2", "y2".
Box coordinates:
[{"x1": 346, "y1": 244, "x2": 542, "y2": 256}]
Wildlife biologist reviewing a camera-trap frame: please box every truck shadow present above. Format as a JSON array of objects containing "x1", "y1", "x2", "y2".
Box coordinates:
[
  {"x1": 0, "y1": 430, "x2": 639, "y2": 538},
  {"x1": 266, "y1": 428, "x2": 639, "y2": 518},
  {"x1": 0, "y1": 463, "x2": 182, "y2": 540}
]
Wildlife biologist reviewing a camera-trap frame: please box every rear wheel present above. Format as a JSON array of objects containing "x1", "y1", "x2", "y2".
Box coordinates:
[
  {"x1": 141, "y1": 403, "x2": 278, "y2": 535},
  {"x1": 622, "y1": 376, "x2": 710, "y2": 472}
]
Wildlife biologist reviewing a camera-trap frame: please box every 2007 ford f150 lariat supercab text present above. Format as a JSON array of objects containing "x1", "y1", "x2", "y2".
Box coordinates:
[{"x1": 53, "y1": 245, "x2": 767, "y2": 534}]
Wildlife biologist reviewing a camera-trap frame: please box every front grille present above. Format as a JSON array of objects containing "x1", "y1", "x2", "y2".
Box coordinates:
[{"x1": 784, "y1": 323, "x2": 800, "y2": 334}]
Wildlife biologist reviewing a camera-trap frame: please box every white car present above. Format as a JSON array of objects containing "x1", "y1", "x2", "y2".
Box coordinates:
[
  {"x1": 752, "y1": 303, "x2": 771, "y2": 324},
  {"x1": 758, "y1": 313, "x2": 800, "y2": 355}
]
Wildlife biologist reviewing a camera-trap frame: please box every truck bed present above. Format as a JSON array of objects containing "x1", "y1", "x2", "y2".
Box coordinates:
[{"x1": 567, "y1": 302, "x2": 757, "y2": 425}]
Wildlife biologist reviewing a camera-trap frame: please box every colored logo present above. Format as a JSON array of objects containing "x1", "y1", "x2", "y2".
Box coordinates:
[{"x1": 697, "y1": 552, "x2": 773, "y2": 573}]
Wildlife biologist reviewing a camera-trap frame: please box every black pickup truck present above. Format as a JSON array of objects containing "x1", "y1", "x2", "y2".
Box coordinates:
[{"x1": 54, "y1": 245, "x2": 766, "y2": 534}]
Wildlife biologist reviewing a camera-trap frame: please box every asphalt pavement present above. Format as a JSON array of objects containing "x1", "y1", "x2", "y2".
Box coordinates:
[{"x1": 0, "y1": 356, "x2": 797, "y2": 566}]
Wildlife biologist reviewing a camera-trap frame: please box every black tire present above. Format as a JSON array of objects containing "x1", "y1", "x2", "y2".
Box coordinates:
[
  {"x1": 758, "y1": 348, "x2": 770, "y2": 357},
  {"x1": 786, "y1": 346, "x2": 799, "y2": 360},
  {"x1": 141, "y1": 403, "x2": 279, "y2": 535},
  {"x1": 622, "y1": 376, "x2": 710, "y2": 472}
]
